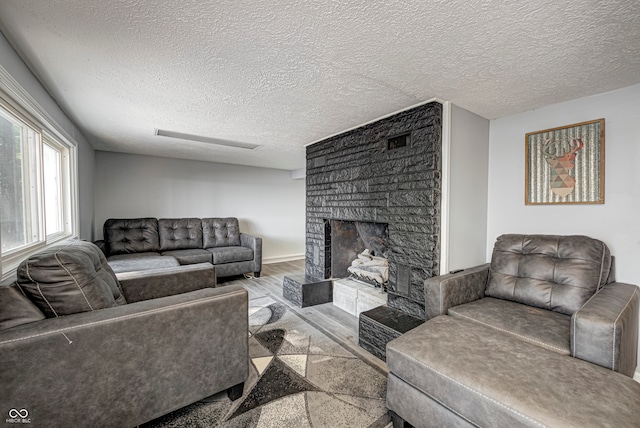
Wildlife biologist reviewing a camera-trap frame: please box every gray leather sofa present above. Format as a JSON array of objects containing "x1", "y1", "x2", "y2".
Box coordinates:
[
  {"x1": 95, "y1": 217, "x2": 262, "y2": 278},
  {"x1": 0, "y1": 240, "x2": 249, "y2": 427},
  {"x1": 386, "y1": 234, "x2": 640, "y2": 428}
]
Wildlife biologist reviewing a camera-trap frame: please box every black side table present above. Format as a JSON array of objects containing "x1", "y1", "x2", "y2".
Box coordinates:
[
  {"x1": 359, "y1": 305, "x2": 424, "y2": 361},
  {"x1": 283, "y1": 274, "x2": 333, "y2": 308}
]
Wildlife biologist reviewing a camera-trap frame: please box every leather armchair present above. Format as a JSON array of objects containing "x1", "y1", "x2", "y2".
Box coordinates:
[
  {"x1": 424, "y1": 235, "x2": 638, "y2": 374},
  {"x1": 386, "y1": 234, "x2": 640, "y2": 428}
]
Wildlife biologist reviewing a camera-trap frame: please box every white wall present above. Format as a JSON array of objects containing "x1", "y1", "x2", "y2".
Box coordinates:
[
  {"x1": 487, "y1": 83, "x2": 640, "y2": 374},
  {"x1": 94, "y1": 151, "x2": 306, "y2": 262},
  {"x1": 0, "y1": 32, "x2": 95, "y2": 239},
  {"x1": 445, "y1": 104, "x2": 490, "y2": 272}
]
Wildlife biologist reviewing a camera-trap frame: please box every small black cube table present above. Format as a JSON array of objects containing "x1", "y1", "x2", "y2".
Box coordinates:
[
  {"x1": 282, "y1": 274, "x2": 333, "y2": 308},
  {"x1": 359, "y1": 305, "x2": 424, "y2": 361}
]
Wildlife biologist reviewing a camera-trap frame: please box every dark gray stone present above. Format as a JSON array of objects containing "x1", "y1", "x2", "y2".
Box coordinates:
[
  {"x1": 358, "y1": 305, "x2": 424, "y2": 360},
  {"x1": 387, "y1": 293, "x2": 426, "y2": 319},
  {"x1": 305, "y1": 102, "x2": 442, "y2": 319},
  {"x1": 282, "y1": 275, "x2": 333, "y2": 308}
]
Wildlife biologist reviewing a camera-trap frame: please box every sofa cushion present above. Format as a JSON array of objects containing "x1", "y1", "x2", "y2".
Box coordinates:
[
  {"x1": 16, "y1": 240, "x2": 126, "y2": 317},
  {"x1": 0, "y1": 282, "x2": 46, "y2": 330},
  {"x1": 448, "y1": 297, "x2": 570, "y2": 355},
  {"x1": 207, "y1": 246, "x2": 253, "y2": 264},
  {"x1": 107, "y1": 254, "x2": 180, "y2": 273},
  {"x1": 386, "y1": 315, "x2": 640, "y2": 428},
  {"x1": 202, "y1": 218, "x2": 241, "y2": 248},
  {"x1": 161, "y1": 249, "x2": 212, "y2": 265},
  {"x1": 486, "y1": 234, "x2": 611, "y2": 315},
  {"x1": 159, "y1": 218, "x2": 203, "y2": 251},
  {"x1": 104, "y1": 218, "x2": 160, "y2": 255}
]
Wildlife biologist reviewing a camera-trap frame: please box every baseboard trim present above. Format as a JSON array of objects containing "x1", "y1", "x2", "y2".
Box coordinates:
[{"x1": 263, "y1": 254, "x2": 304, "y2": 264}]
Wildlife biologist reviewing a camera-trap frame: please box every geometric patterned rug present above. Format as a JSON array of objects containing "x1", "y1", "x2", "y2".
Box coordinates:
[{"x1": 143, "y1": 294, "x2": 390, "y2": 427}]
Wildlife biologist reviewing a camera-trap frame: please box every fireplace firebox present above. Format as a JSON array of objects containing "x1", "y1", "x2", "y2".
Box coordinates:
[{"x1": 326, "y1": 219, "x2": 388, "y2": 287}]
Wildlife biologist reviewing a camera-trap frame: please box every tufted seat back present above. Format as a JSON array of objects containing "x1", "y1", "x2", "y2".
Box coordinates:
[
  {"x1": 159, "y1": 218, "x2": 203, "y2": 251},
  {"x1": 202, "y1": 218, "x2": 241, "y2": 248},
  {"x1": 104, "y1": 218, "x2": 160, "y2": 255},
  {"x1": 486, "y1": 234, "x2": 612, "y2": 315}
]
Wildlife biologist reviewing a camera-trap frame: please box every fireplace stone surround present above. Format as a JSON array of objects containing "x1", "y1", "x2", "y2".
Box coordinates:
[{"x1": 305, "y1": 102, "x2": 442, "y2": 319}]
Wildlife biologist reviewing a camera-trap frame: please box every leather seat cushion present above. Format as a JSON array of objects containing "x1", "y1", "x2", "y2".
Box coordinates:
[
  {"x1": 16, "y1": 240, "x2": 126, "y2": 317},
  {"x1": 107, "y1": 254, "x2": 179, "y2": 273},
  {"x1": 448, "y1": 297, "x2": 570, "y2": 355},
  {"x1": 161, "y1": 249, "x2": 212, "y2": 265},
  {"x1": 207, "y1": 246, "x2": 253, "y2": 264},
  {"x1": 386, "y1": 316, "x2": 640, "y2": 428}
]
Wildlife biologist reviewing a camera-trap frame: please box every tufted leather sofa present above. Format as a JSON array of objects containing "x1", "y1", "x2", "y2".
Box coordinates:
[
  {"x1": 0, "y1": 239, "x2": 249, "y2": 427},
  {"x1": 386, "y1": 234, "x2": 640, "y2": 428},
  {"x1": 96, "y1": 217, "x2": 262, "y2": 278}
]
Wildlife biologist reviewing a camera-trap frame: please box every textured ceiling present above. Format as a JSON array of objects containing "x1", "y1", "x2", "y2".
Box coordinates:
[{"x1": 0, "y1": 0, "x2": 639, "y2": 170}]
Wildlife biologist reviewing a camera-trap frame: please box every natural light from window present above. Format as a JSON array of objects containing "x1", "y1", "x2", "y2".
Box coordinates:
[
  {"x1": 0, "y1": 108, "x2": 41, "y2": 253},
  {"x1": 43, "y1": 141, "x2": 63, "y2": 236}
]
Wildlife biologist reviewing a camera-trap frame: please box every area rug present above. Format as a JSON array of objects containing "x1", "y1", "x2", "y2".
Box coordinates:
[{"x1": 144, "y1": 294, "x2": 390, "y2": 427}]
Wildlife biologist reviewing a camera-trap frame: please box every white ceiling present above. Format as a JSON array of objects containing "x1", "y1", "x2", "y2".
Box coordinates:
[{"x1": 0, "y1": 1, "x2": 639, "y2": 171}]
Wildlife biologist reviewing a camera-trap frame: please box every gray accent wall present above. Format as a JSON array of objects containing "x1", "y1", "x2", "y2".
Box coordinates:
[{"x1": 306, "y1": 102, "x2": 443, "y2": 319}]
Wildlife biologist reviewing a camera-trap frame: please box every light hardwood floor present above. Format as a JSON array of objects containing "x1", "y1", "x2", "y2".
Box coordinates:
[{"x1": 218, "y1": 259, "x2": 389, "y2": 374}]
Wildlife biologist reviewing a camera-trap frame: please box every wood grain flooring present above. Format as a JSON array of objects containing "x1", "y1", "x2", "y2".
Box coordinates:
[{"x1": 218, "y1": 259, "x2": 389, "y2": 374}]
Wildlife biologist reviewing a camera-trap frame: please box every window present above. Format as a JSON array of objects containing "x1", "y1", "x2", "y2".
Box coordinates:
[
  {"x1": 0, "y1": 106, "x2": 41, "y2": 253},
  {"x1": 0, "y1": 93, "x2": 77, "y2": 276},
  {"x1": 43, "y1": 135, "x2": 71, "y2": 239}
]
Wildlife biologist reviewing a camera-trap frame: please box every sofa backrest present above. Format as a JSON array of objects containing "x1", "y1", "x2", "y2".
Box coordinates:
[
  {"x1": 0, "y1": 277, "x2": 46, "y2": 331},
  {"x1": 104, "y1": 218, "x2": 160, "y2": 255},
  {"x1": 159, "y1": 218, "x2": 203, "y2": 251},
  {"x1": 16, "y1": 240, "x2": 127, "y2": 317},
  {"x1": 202, "y1": 218, "x2": 241, "y2": 248},
  {"x1": 486, "y1": 234, "x2": 612, "y2": 315}
]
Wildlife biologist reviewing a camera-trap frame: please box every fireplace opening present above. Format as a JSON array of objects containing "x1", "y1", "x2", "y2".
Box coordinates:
[{"x1": 325, "y1": 219, "x2": 389, "y2": 289}]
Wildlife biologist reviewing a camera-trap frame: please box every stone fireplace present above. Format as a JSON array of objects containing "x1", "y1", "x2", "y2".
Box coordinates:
[{"x1": 305, "y1": 102, "x2": 442, "y2": 319}]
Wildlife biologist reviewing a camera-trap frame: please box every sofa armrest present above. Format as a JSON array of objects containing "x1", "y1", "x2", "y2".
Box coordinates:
[
  {"x1": 241, "y1": 233, "x2": 262, "y2": 273},
  {"x1": 571, "y1": 282, "x2": 639, "y2": 377},
  {"x1": 116, "y1": 262, "x2": 216, "y2": 303},
  {"x1": 0, "y1": 285, "x2": 248, "y2": 427},
  {"x1": 94, "y1": 239, "x2": 108, "y2": 256},
  {"x1": 424, "y1": 263, "x2": 490, "y2": 319}
]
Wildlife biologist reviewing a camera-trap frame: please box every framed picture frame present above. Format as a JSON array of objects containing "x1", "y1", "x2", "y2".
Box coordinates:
[{"x1": 525, "y1": 119, "x2": 605, "y2": 205}]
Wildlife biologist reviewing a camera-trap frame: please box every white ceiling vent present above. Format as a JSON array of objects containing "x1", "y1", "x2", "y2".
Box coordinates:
[{"x1": 154, "y1": 129, "x2": 260, "y2": 150}]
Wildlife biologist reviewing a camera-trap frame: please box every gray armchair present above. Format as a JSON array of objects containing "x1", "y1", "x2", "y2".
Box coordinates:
[
  {"x1": 386, "y1": 234, "x2": 640, "y2": 428},
  {"x1": 423, "y1": 234, "x2": 638, "y2": 374},
  {"x1": 0, "y1": 240, "x2": 249, "y2": 428}
]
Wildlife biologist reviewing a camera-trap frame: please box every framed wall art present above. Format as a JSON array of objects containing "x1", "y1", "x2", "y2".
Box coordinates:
[{"x1": 525, "y1": 118, "x2": 605, "y2": 205}]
